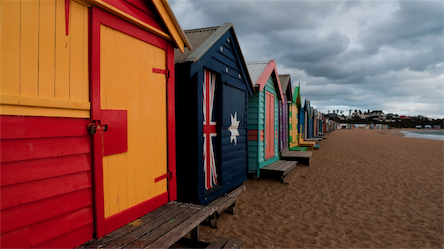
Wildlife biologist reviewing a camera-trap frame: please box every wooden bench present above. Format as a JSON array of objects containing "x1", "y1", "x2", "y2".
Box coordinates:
[
  {"x1": 206, "y1": 237, "x2": 243, "y2": 249},
  {"x1": 78, "y1": 202, "x2": 216, "y2": 249},
  {"x1": 280, "y1": 150, "x2": 312, "y2": 165},
  {"x1": 206, "y1": 185, "x2": 246, "y2": 228},
  {"x1": 260, "y1": 160, "x2": 297, "y2": 183}
]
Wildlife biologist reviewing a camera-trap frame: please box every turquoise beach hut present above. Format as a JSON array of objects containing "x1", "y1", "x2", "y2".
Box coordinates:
[{"x1": 246, "y1": 60, "x2": 284, "y2": 177}]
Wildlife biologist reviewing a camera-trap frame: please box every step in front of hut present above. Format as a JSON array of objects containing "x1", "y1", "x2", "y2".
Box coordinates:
[
  {"x1": 78, "y1": 202, "x2": 216, "y2": 249},
  {"x1": 280, "y1": 150, "x2": 312, "y2": 165},
  {"x1": 205, "y1": 185, "x2": 246, "y2": 228},
  {"x1": 260, "y1": 160, "x2": 298, "y2": 183}
]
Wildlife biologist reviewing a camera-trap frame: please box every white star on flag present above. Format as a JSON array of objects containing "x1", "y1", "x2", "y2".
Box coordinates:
[{"x1": 228, "y1": 112, "x2": 240, "y2": 145}]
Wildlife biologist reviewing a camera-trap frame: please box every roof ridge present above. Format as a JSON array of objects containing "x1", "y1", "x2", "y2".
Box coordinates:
[{"x1": 184, "y1": 26, "x2": 220, "y2": 33}]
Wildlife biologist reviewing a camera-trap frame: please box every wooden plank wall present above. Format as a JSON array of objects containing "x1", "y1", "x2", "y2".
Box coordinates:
[
  {"x1": 0, "y1": 116, "x2": 94, "y2": 248},
  {"x1": 0, "y1": 0, "x2": 90, "y2": 118}
]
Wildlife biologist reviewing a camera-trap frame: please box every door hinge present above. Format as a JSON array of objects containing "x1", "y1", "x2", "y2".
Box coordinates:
[
  {"x1": 152, "y1": 68, "x2": 169, "y2": 78},
  {"x1": 88, "y1": 121, "x2": 107, "y2": 135},
  {"x1": 154, "y1": 171, "x2": 172, "y2": 183}
]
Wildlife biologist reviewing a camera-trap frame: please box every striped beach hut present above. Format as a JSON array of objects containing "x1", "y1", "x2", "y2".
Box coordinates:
[
  {"x1": 246, "y1": 60, "x2": 284, "y2": 177},
  {"x1": 278, "y1": 74, "x2": 293, "y2": 152},
  {"x1": 174, "y1": 23, "x2": 254, "y2": 205},
  {"x1": 288, "y1": 84, "x2": 307, "y2": 151},
  {"x1": 0, "y1": 0, "x2": 190, "y2": 247}
]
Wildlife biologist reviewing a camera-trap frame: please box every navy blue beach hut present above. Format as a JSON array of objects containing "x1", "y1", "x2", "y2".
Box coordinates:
[{"x1": 175, "y1": 23, "x2": 254, "y2": 205}]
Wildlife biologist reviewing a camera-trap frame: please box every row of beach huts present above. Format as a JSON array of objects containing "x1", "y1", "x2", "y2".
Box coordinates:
[{"x1": 0, "y1": 1, "x2": 338, "y2": 248}]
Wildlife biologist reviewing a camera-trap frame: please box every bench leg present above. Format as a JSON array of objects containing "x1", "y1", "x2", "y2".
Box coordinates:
[
  {"x1": 191, "y1": 225, "x2": 200, "y2": 241},
  {"x1": 209, "y1": 213, "x2": 217, "y2": 228},
  {"x1": 226, "y1": 203, "x2": 236, "y2": 215}
]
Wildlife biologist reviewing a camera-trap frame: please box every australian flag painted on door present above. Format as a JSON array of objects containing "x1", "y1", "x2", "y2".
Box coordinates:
[
  {"x1": 175, "y1": 23, "x2": 254, "y2": 205},
  {"x1": 203, "y1": 69, "x2": 219, "y2": 190}
]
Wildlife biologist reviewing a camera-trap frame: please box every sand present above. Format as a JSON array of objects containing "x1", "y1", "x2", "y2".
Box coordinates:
[{"x1": 196, "y1": 129, "x2": 444, "y2": 248}]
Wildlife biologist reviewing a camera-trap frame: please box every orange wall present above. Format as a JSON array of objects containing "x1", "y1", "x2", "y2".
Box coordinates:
[{"x1": 0, "y1": 0, "x2": 89, "y2": 118}]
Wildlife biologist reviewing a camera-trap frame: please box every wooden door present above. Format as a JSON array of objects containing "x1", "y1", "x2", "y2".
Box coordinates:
[
  {"x1": 91, "y1": 8, "x2": 171, "y2": 237},
  {"x1": 265, "y1": 92, "x2": 275, "y2": 159}
]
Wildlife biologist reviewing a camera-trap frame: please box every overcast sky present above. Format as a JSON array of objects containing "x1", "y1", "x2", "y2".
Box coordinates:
[{"x1": 170, "y1": 0, "x2": 443, "y2": 118}]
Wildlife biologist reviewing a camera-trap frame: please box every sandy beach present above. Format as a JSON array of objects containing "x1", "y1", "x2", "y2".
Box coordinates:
[{"x1": 190, "y1": 129, "x2": 443, "y2": 248}]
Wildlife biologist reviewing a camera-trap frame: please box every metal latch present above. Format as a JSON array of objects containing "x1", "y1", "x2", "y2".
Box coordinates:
[{"x1": 88, "y1": 121, "x2": 107, "y2": 135}]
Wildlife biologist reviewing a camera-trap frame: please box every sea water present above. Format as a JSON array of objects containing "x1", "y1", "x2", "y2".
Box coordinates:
[{"x1": 400, "y1": 130, "x2": 444, "y2": 141}]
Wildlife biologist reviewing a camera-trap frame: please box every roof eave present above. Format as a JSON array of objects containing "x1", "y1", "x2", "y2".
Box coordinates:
[{"x1": 152, "y1": 0, "x2": 192, "y2": 53}]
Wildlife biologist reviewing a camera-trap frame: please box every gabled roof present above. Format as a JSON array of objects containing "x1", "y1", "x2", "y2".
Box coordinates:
[
  {"x1": 175, "y1": 23, "x2": 254, "y2": 90},
  {"x1": 293, "y1": 82, "x2": 301, "y2": 109},
  {"x1": 174, "y1": 26, "x2": 219, "y2": 63},
  {"x1": 246, "y1": 60, "x2": 284, "y2": 100},
  {"x1": 279, "y1": 74, "x2": 293, "y2": 101}
]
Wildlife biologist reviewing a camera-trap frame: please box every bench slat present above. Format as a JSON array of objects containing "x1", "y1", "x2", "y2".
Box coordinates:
[
  {"x1": 79, "y1": 201, "x2": 182, "y2": 248},
  {"x1": 223, "y1": 238, "x2": 243, "y2": 248},
  {"x1": 105, "y1": 203, "x2": 193, "y2": 248},
  {"x1": 146, "y1": 206, "x2": 217, "y2": 249},
  {"x1": 124, "y1": 206, "x2": 200, "y2": 248},
  {"x1": 206, "y1": 237, "x2": 229, "y2": 249}
]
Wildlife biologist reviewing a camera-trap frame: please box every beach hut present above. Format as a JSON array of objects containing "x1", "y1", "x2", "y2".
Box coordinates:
[
  {"x1": 288, "y1": 84, "x2": 307, "y2": 151},
  {"x1": 278, "y1": 75, "x2": 293, "y2": 152},
  {"x1": 174, "y1": 23, "x2": 253, "y2": 205},
  {"x1": 0, "y1": 0, "x2": 191, "y2": 247},
  {"x1": 246, "y1": 60, "x2": 284, "y2": 177},
  {"x1": 297, "y1": 98, "x2": 318, "y2": 149}
]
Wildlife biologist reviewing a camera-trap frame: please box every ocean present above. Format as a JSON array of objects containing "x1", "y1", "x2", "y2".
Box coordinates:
[{"x1": 400, "y1": 130, "x2": 444, "y2": 141}]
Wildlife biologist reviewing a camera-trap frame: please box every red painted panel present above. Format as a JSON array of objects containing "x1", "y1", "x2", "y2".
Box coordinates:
[
  {"x1": 0, "y1": 227, "x2": 32, "y2": 248},
  {"x1": 104, "y1": 192, "x2": 168, "y2": 234},
  {"x1": 102, "y1": 0, "x2": 167, "y2": 33},
  {"x1": 1, "y1": 136, "x2": 91, "y2": 163},
  {"x1": 95, "y1": 8, "x2": 167, "y2": 50},
  {"x1": 33, "y1": 224, "x2": 94, "y2": 248},
  {"x1": 1, "y1": 188, "x2": 93, "y2": 234},
  {"x1": 102, "y1": 110, "x2": 128, "y2": 156},
  {"x1": 166, "y1": 42, "x2": 177, "y2": 201},
  {"x1": 1, "y1": 171, "x2": 92, "y2": 210},
  {"x1": 265, "y1": 92, "x2": 275, "y2": 159},
  {"x1": 248, "y1": 130, "x2": 258, "y2": 141},
  {"x1": 1, "y1": 207, "x2": 93, "y2": 248},
  {"x1": 1, "y1": 154, "x2": 91, "y2": 187},
  {"x1": 0, "y1": 116, "x2": 89, "y2": 140}
]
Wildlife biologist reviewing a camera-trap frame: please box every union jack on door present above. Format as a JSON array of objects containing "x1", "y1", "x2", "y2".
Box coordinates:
[{"x1": 203, "y1": 69, "x2": 218, "y2": 190}]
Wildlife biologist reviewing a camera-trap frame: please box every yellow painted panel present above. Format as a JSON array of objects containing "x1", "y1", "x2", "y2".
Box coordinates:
[
  {"x1": 39, "y1": 0, "x2": 56, "y2": 99},
  {"x1": 1, "y1": 94, "x2": 90, "y2": 110},
  {"x1": 70, "y1": 1, "x2": 85, "y2": 101},
  {"x1": 20, "y1": 0, "x2": 39, "y2": 97},
  {"x1": 82, "y1": 6, "x2": 89, "y2": 102},
  {"x1": 101, "y1": 25, "x2": 167, "y2": 217},
  {"x1": 0, "y1": 105, "x2": 89, "y2": 118},
  {"x1": 55, "y1": 0, "x2": 70, "y2": 100},
  {"x1": 1, "y1": 0, "x2": 21, "y2": 95}
]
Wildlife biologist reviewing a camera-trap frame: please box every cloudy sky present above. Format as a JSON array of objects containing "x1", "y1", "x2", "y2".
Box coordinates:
[{"x1": 170, "y1": 0, "x2": 443, "y2": 118}]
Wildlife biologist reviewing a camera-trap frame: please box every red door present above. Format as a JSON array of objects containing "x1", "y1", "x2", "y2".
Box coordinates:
[{"x1": 265, "y1": 92, "x2": 275, "y2": 159}]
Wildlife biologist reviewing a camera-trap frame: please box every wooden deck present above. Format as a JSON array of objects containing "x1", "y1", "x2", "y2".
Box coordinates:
[
  {"x1": 78, "y1": 202, "x2": 216, "y2": 249},
  {"x1": 206, "y1": 185, "x2": 246, "y2": 228},
  {"x1": 305, "y1": 138, "x2": 322, "y2": 142},
  {"x1": 206, "y1": 237, "x2": 243, "y2": 249},
  {"x1": 260, "y1": 160, "x2": 297, "y2": 183},
  {"x1": 280, "y1": 150, "x2": 312, "y2": 165}
]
